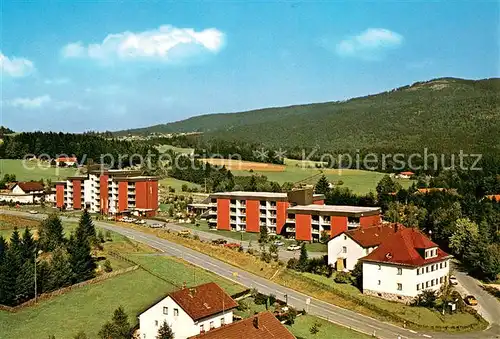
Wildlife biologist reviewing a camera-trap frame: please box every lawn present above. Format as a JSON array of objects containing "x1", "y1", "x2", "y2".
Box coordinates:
[
  {"x1": 156, "y1": 144, "x2": 194, "y2": 155},
  {"x1": 288, "y1": 315, "x2": 371, "y2": 339},
  {"x1": 0, "y1": 159, "x2": 78, "y2": 182}
]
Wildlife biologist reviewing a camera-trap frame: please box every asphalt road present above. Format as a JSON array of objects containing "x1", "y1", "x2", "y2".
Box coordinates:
[
  {"x1": 142, "y1": 219, "x2": 324, "y2": 261},
  {"x1": 3, "y1": 210, "x2": 500, "y2": 339}
]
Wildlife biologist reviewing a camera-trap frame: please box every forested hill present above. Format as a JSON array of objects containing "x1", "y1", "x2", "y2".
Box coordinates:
[{"x1": 116, "y1": 77, "x2": 500, "y2": 154}]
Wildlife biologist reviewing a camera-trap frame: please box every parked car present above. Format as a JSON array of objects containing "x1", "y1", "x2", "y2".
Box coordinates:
[
  {"x1": 273, "y1": 240, "x2": 285, "y2": 246},
  {"x1": 28, "y1": 210, "x2": 39, "y2": 214},
  {"x1": 134, "y1": 219, "x2": 146, "y2": 225},
  {"x1": 287, "y1": 244, "x2": 301, "y2": 251},
  {"x1": 212, "y1": 238, "x2": 228, "y2": 245},
  {"x1": 150, "y1": 223, "x2": 164, "y2": 228},
  {"x1": 464, "y1": 295, "x2": 478, "y2": 306},
  {"x1": 449, "y1": 275, "x2": 458, "y2": 286},
  {"x1": 178, "y1": 229, "x2": 192, "y2": 236}
]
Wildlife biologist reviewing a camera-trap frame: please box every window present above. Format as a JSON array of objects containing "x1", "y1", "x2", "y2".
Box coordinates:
[
  {"x1": 417, "y1": 268, "x2": 420, "y2": 275},
  {"x1": 426, "y1": 281, "x2": 429, "y2": 288},
  {"x1": 344, "y1": 235, "x2": 347, "y2": 240},
  {"x1": 397, "y1": 283, "x2": 402, "y2": 291},
  {"x1": 431, "y1": 280, "x2": 435, "y2": 286},
  {"x1": 397, "y1": 268, "x2": 402, "y2": 275},
  {"x1": 342, "y1": 246, "x2": 347, "y2": 253},
  {"x1": 440, "y1": 277, "x2": 443, "y2": 283},
  {"x1": 174, "y1": 308, "x2": 179, "y2": 316},
  {"x1": 426, "y1": 266, "x2": 429, "y2": 273},
  {"x1": 417, "y1": 284, "x2": 420, "y2": 291},
  {"x1": 155, "y1": 320, "x2": 158, "y2": 326},
  {"x1": 163, "y1": 307, "x2": 168, "y2": 315},
  {"x1": 221, "y1": 317, "x2": 225, "y2": 325},
  {"x1": 210, "y1": 321, "x2": 215, "y2": 329},
  {"x1": 431, "y1": 265, "x2": 435, "y2": 272},
  {"x1": 444, "y1": 261, "x2": 447, "y2": 267},
  {"x1": 439, "y1": 262, "x2": 443, "y2": 269},
  {"x1": 378, "y1": 280, "x2": 381, "y2": 285},
  {"x1": 200, "y1": 324, "x2": 205, "y2": 333}
]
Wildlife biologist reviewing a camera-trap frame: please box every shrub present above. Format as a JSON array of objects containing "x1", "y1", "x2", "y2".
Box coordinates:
[
  {"x1": 103, "y1": 259, "x2": 113, "y2": 273},
  {"x1": 287, "y1": 258, "x2": 299, "y2": 270},
  {"x1": 269, "y1": 293, "x2": 277, "y2": 306},
  {"x1": 193, "y1": 235, "x2": 200, "y2": 241},
  {"x1": 237, "y1": 299, "x2": 249, "y2": 311},
  {"x1": 334, "y1": 271, "x2": 351, "y2": 284}
]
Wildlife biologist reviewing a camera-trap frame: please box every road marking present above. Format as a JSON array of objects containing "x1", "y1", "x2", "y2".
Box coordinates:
[
  {"x1": 409, "y1": 330, "x2": 417, "y2": 334},
  {"x1": 422, "y1": 335, "x2": 432, "y2": 338}
]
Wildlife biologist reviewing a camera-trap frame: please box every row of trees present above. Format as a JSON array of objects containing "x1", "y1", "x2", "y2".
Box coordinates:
[
  {"x1": 0, "y1": 211, "x2": 96, "y2": 306},
  {"x1": 0, "y1": 132, "x2": 158, "y2": 168}
]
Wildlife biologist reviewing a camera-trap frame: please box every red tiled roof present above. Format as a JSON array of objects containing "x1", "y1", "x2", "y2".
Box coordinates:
[
  {"x1": 15, "y1": 181, "x2": 44, "y2": 193},
  {"x1": 485, "y1": 195, "x2": 500, "y2": 202},
  {"x1": 400, "y1": 171, "x2": 414, "y2": 176},
  {"x1": 55, "y1": 157, "x2": 77, "y2": 162},
  {"x1": 189, "y1": 312, "x2": 296, "y2": 339},
  {"x1": 360, "y1": 228, "x2": 451, "y2": 267},
  {"x1": 338, "y1": 223, "x2": 405, "y2": 248},
  {"x1": 169, "y1": 283, "x2": 238, "y2": 322}
]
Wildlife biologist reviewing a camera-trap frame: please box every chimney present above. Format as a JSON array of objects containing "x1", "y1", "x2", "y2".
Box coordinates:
[
  {"x1": 394, "y1": 223, "x2": 399, "y2": 232},
  {"x1": 253, "y1": 315, "x2": 259, "y2": 329}
]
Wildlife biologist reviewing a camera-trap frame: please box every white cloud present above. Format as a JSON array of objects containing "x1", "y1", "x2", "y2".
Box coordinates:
[
  {"x1": 61, "y1": 25, "x2": 225, "y2": 62},
  {"x1": 0, "y1": 52, "x2": 35, "y2": 77},
  {"x1": 334, "y1": 28, "x2": 403, "y2": 59},
  {"x1": 3, "y1": 95, "x2": 88, "y2": 111},
  {"x1": 44, "y1": 78, "x2": 70, "y2": 85}
]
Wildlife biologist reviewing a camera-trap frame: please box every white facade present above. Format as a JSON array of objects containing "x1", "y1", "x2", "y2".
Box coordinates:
[
  {"x1": 139, "y1": 296, "x2": 233, "y2": 339},
  {"x1": 362, "y1": 258, "x2": 450, "y2": 299},
  {"x1": 328, "y1": 234, "x2": 375, "y2": 271}
]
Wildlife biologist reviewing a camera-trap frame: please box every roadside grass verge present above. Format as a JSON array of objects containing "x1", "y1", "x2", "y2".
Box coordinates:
[{"x1": 113, "y1": 223, "x2": 487, "y2": 332}]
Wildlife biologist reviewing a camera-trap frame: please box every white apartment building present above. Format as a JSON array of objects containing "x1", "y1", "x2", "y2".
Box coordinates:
[
  {"x1": 360, "y1": 228, "x2": 451, "y2": 303},
  {"x1": 327, "y1": 223, "x2": 402, "y2": 271},
  {"x1": 139, "y1": 283, "x2": 238, "y2": 339}
]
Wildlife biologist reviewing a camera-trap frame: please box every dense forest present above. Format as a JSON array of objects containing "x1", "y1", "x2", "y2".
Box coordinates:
[
  {"x1": 115, "y1": 78, "x2": 500, "y2": 158},
  {"x1": 0, "y1": 132, "x2": 158, "y2": 167}
]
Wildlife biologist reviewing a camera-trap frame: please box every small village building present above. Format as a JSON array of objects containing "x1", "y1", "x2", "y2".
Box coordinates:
[{"x1": 139, "y1": 283, "x2": 238, "y2": 339}]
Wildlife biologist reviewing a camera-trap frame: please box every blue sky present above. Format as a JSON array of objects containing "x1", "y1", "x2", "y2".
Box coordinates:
[{"x1": 1, "y1": 1, "x2": 498, "y2": 132}]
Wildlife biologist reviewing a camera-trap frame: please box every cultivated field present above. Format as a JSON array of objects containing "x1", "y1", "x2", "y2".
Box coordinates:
[
  {"x1": 0, "y1": 159, "x2": 78, "y2": 181},
  {"x1": 202, "y1": 158, "x2": 286, "y2": 172}
]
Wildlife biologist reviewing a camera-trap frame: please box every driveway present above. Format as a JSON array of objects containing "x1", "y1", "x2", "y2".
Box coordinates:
[{"x1": 452, "y1": 262, "x2": 500, "y2": 326}]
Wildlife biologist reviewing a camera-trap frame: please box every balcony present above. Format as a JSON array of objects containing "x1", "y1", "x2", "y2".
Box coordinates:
[
  {"x1": 312, "y1": 219, "x2": 319, "y2": 224},
  {"x1": 286, "y1": 227, "x2": 296, "y2": 233},
  {"x1": 286, "y1": 218, "x2": 295, "y2": 223},
  {"x1": 347, "y1": 222, "x2": 360, "y2": 229},
  {"x1": 208, "y1": 218, "x2": 216, "y2": 224}
]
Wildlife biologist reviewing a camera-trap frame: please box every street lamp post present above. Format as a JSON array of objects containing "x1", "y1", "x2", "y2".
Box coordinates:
[{"x1": 34, "y1": 250, "x2": 42, "y2": 303}]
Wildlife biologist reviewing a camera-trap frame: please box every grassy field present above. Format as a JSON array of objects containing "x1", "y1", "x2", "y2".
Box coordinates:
[
  {"x1": 156, "y1": 144, "x2": 194, "y2": 154},
  {"x1": 0, "y1": 159, "x2": 78, "y2": 181},
  {"x1": 232, "y1": 165, "x2": 412, "y2": 194},
  {"x1": 0, "y1": 232, "x2": 244, "y2": 338},
  {"x1": 288, "y1": 315, "x2": 371, "y2": 339},
  {"x1": 159, "y1": 177, "x2": 201, "y2": 192}
]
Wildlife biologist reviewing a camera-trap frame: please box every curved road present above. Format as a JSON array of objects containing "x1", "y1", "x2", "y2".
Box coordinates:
[{"x1": 3, "y1": 210, "x2": 499, "y2": 339}]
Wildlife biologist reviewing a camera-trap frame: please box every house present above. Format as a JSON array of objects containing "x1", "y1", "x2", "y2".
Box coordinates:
[
  {"x1": 189, "y1": 312, "x2": 296, "y2": 339},
  {"x1": 0, "y1": 181, "x2": 46, "y2": 204},
  {"x1": 485, "y1": 194, "x2": 500, "y2": 202},
  {"x1": 396, "y1": 171, "x2": 415, "y2": 179},
  {"x1": 12, "y1": 182, "x2": 45, "y2": 195},
  {"x1": 360, "y1": 228, "x2": 452, "y2": 303},
  {"x1": 55, "y1": 156, "x2": 78, "y2": 167},
  {"x1": 139, "y1": 282, "x2": 238, "y2": 339},
  {"x1": 327, "y1": 223, "x2": 404, "y2": 271}
]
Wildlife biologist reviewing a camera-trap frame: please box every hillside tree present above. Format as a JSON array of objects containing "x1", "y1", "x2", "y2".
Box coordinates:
[
  {"x1": 314, "y1": 175, "x2": 330, "y2": 195},
  {"x1": 157, "y1": 320, "x2": 175, "y2": 339}
]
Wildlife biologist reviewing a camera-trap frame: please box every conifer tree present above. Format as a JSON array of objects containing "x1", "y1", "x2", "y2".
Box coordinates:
[
  {"x1": 314, "y1": 175, "x2": 330, "y2": 195},
  {"x1": 156, "y1": 320, "x2": 175, "y2": 339},
  {"x1": 47, "y1": 246, "x2": 73, "y2": 291},
  {"x1": 79, "y1": 209, "x2": 96, "y2": 244},
  {"x1": 21, "y1": 227, "x2": 36, "y2": 261},
  {"x1": 38, "y1": 214, "x2": 65, "y2": 251},
  {"x1": 68, "y1": 221, "x2": 96, "y2": 283}
]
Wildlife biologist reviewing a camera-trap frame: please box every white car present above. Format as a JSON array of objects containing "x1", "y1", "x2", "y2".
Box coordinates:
[
  {"x1": 287, "y1": 244, "x2": 301, "y2": 251},
  {"x1": 449, "y1": 276, "x2": 458, "y2": 286},
  {"x1": 273, "y1": 241, "x2": 285, "y2": 246},
  {"x1": 135, "y1": 219, "x2": 146, "y2": 225},
  {"x1": 150, "y1": 223, "x2": 164, "y2": 228},
  {"x1": 29, "y1": 210, "x2": 39, "y2": 214}
]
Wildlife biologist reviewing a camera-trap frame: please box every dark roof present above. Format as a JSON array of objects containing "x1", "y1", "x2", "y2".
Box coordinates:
[
  {"x1": 169, "y1": 283, "x2": 238, "y2": 321},
  {"x1": 332, "y1": 223, "x2": 404, "y2": 248},
  {"x1": 14, "y1": 181, "x2": 45, "y2": 193},
  {"x1": 360, "y1": 228, "x2": 451, "y2": 267},
  {"x1": 189, "y1": 312, "x2": 296, "y2": 339}
]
